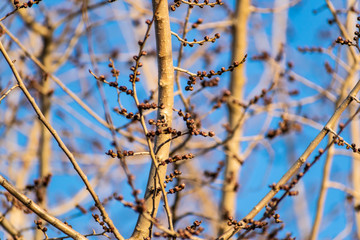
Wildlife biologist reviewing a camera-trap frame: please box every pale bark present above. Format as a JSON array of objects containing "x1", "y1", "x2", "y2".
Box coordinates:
[
  {"x1": 346, "y1": 1, "x2": 360, "y2": 238},
  {"x1": 35, "y1": 26, "x2": 54, "y2": 240},
  {"x1": 130, "y1": 0, "x2": 174, "y2": 239},
  {"x1": 0, "y1": 175, "x2": 87, "y2": 240},
  {"x1": 0, "y1": 40, "x2": 124, "y2": 240},
  {"x1": 0, "y1": 212, "x2": 23, "y2": 240},
  {"x1": 219, "y1": 0, "x2": 250, "y2": 234}
]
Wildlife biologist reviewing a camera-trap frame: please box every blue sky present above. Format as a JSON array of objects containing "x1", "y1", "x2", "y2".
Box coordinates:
[{"x1": 0, "y1": 0, "x2": 359, "y2": 239}]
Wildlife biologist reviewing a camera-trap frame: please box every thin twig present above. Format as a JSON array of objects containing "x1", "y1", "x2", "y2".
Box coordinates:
[{"x1": 0, "y1": 84, "x2": 18, "y2": 103}]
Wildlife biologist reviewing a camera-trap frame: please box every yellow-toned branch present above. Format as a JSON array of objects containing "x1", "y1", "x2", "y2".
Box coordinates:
[
  {"x1": 218, "y1": 0, "x2": 250, "y2": 234},
  {"x1": 131, "y1": 0, "x2": 175, "y2": 238},
  {"x1": 0, "y1": 175, "x2": 87, "y2": 240},
  {"x1": 218, "y1": 78, "x2": 360, "y2": 239}
]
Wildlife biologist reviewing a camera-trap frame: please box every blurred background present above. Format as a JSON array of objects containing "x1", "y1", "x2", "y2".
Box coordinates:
[{"x1": 0, "y1": 0, "x2": 359, "y2": 239}]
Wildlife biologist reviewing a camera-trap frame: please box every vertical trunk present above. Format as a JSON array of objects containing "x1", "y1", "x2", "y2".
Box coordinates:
[
  {"x1": 131, "y1": 0, "x2": 174, "y2": 239},
  {"x1": 35, "y1": 33, "x2": 54, "y2": 240},
  {"x1": 38, "y1": 37, "x2": 53, "y2": 208},
  {"x1": 347, "y1": 1, "x2": 360, "y2": 238},
  {"x1": 219, "y1": 0, "x2": 250, "y2": 234},
  {"x1": 272, "y1": 0, "x2": 311, "y2": 237}
]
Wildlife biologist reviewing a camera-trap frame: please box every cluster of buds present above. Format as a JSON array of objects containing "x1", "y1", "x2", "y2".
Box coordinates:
[
  {"x1": 335, "y1": 36, "x2": 352, "y2": 46},
  {"x1": 264, "y1": 198, "x2": 279, "y2": 219},
  {"x1": 266, "y1": 117, "x2": 302, "y2": 139},
  {"x1": 108, "y1": 60, "x2": 120, "y2": 78},
  {"x1": 117, "y1": 85, "x2": 134, "y2": 96},
  {"x1": 185, "y1": 57, "x2": 246, "y2": 91},
  {"x1": 339, "y1": 123, "x2": 360, "y2": 153},
  {"x1": 204, "y1": 161, "x2": 224, "y2": 181},
  {"x1": 153, "y1": 232, "x2": 174, "y2": 238},
  {"x1": 14, "y1": 0, "x2": 41, "y2": 8},
  {"x1": 353, "y1": 17, "x2": 360, "y2": 43},
  {"x1": 243, "y1": 219, "x2": 268, "y2": 230},
  {"x1": 171, "y1": 0, "x2": 223, "y2": 11},
  {"x1": 90, "y1": 70, "x2": 135, "y2": 96},
  {"x1": 148, "y1": 117, "x2": 168, "y2": 128},
  {"x1": 247, "y1": 85, "x2": 274, "y2": 107},
  {"x1": 35, "y1": 219, "x2": 47, "y2": 233},
  {"x1": 128, "y1": 18, "x2": 155, "y2": 85},
  {"x1": 165, "y1": 169, "x2": 182, "y2": 183},
  {"x1": 269, "y1": 183, "x2": 299, "y2": 197},
  {"x1": 25, "y1": 174, "x2": 52, "y2": 203},
  {"x1": 25, "y1": 173, "x2": 52, "y2": 191},
  {"x1": 288, "y1": 89, "x2": 299, "y2": 96},
  {"x1": 113, "y1": 107, "x2": 140, "y2": 120},
  {"x1": 251, "y1": 51, "x2": 270, "y2": 61},
  {"x1": 332, "y1": 135, "x2": 346, "y2": 146},
  {"x1": 92, "y1": 214, "x2": 114, "y2": 233},
  {"x1": 113, "y1": 193, "x2": 146, "y2": 213},
  {"x1": 271, "y1": 213, "x2": 283, "y2": 223},
  {"x1": 201, "y1": 77, "x2": 219, "y2": 87},
  {"x1": 176, "y1": 33, "x2": 221, "y2": 47},
  {"x1": 348, "y1": 143, "x2": 360, "y2": 153},
  {"x1": 138, "y1": 102, "x2": 158, "y2": 110},
  {"x1": 160, "y1": 153, "x2": 194, "y2": 166},
  {"x1": 213, "y1": 84, "x2": 273, "y2": 111},
  {"x1": 167, "y1": 183, "x2": 185, "y2": 194},
  {"x1": 297, "y1": 46, "x2": 323, "y2": 53},
  {"x1": 178, "y1": 221, "x2": 204, "y2": 237},
  {"x1": 227, "y1": 217, "x2": 267, "y2": 231},
  {"x1": 226, "y1": 217, "x2": 242, "y2": 228},
  {"x1": 192, "y1": 18, "x2": 203, "y2": 28},
  {"x1": 129, "y1": 54, "x2": 145, "y2": 83},
  {"x1": 177, "y1": 109, "x2": 215, "y2": 136},
  {"x1": 147, "y1": 127, "x2": 182, "y2": 138},
  {"x1": 105, "y1": 149, "x2": 134, "y2": 158},
  {"x1": 212, "y1": 90, "x2": 232, "y2": 109}
]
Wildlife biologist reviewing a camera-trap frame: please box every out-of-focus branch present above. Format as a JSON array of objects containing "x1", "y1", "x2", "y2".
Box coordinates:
[
  {"x1": 0, "y1": 84, "x2": 18, "y2": 103},
  {"x1": 327, "y1": 181, "x2": 360, "y2": 198},
  {"x1": 12, "y1": 6, "x2": 51, "y2": 37},
  {"x1": 250, "y1": 0, "x2": 301, "y2": 13},
  {"x1": 218, "y1": 0, "x2": 249, "y2": 234},
  {"x1": 0, "y1": 40, "x2": 124, "y2": 240},
  {"x1": 0, "y1": 22, "x2": 147, "y2": 146},
  {"x1": 0, "y1": 212, "x2": 23, "y2": 240},
  {"x1": 0, "y1": 175, "x2": 87, "y2": 240},
  {"x1": 36, "y1": 19, "x2": 54, "y2": 240}
]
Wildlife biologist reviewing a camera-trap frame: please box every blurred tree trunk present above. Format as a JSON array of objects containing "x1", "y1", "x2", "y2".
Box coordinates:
[
  {"x1": 35, "y1": 34, "x2": 53, "y2": 240},
  {"x1": 219, "y1": 0, "x2": 250, "y2": 234}
]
